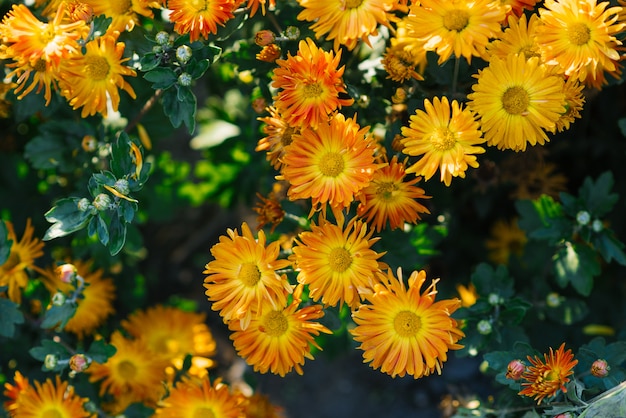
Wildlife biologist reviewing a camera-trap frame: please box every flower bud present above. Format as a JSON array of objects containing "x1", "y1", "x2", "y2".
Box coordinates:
[
  {"x1": 553, "y1": 413, "x2": 576, "y2": 418},
  {"x1": 176, "y1": 45, "x2": 193, "y2": 64},
  {"x1": 477, "y1": 319, "x2": 492, "y2": 335},
  {"x1": 592, "y1": 219, "x2": 603, "y2": 232},
  {"x1": 93, "y1": 193, "x2": 112, "y2": 211},
  {"x1": 251, "y1": 97, "x2": 267, "y2": 114},
  {"x1": 77, "y1": 198, "x2": 91, "y2": 212},
  {"x1": 114, "y1": 179, "x2": 130, "y2": 196},
  {"x1": 178, "y1": 72, "x2": 193, "y2": 87},
  {"x1": 505, "y1": 359, "x2": 525, "y2": 380},
  {"x1": 284, "y1": 26, "x2": 300, "y2": 40},
  {"x1": 576, "y1": 210, "x2": 590, "y2": 226},
  {"x1": 591, "y1": 359, "x2": 610, "y2": 378},
  {"x1": 44, "y1": 354, "x2": 58, "y2": 370},
  {"x1": 155, "y1": 31, "x2": 170, "y2": 46},
  {"x1": 69, "y1": 354, "x2": 90, "y2": 373},
  {"x1": 56, "y1": 264, "x2": 77, "y2": 284},
  {"x1": 546, "y1": 292, "x2": 562, "y2": 308},
  {"x1": 51, "y1": 292, "x2": 66, "y2": 306},
  {"x1": 81, "y1": 135, "x2": 97, "y2": 152},
  {"x1": 255, "y1": 30, "x2": 276, "y2": 46},
  {"x1": 67, "y1": 2, "x2": 93, "y2": 23},
  {"x1": 488, "y1": 293, "x2": 501, "y2": 306}
]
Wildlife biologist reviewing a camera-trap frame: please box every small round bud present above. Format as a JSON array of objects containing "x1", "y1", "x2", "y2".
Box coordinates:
[
  {"x1": 477, "y1": 319, "x2": 492, "y2": 335},
  {"x1": 576, "y1": 210, "x2": 591, "y2": 226},
  {"x1": 255, "y1": 30, "x2": 276, "y2": 46},
  {"x1": 81, "y1": 135, "x2": 97, "y2": 152},
  {"x1": 155, "y1": 31, "x2": 170, "y2": 46},
  {"x1": 176, "y1": 45, "x2": 193, "y2": 64},
  {"x1": 56, "y1": 264, "x2": 77, "y2": 284},
  {"x1": 505, "y1": 359, "x2": 526, "y2": 380},
  {"x1": 284, "y1": 26, "x2": 300, "y2": 40},
  {"x1": 591, "y1": 359, "x2": 610, "y2": 378},
  {"x1": 554, "y1": 413, "x2": 576, "y2": 418},
  {"x1": 51, "y1": 292, "x2": 66, "y2": 306},
  {"x1": 69, "y1": 354, "x2": 90, "y2": 373},
  {"x1": 44, "y1": 354, "x2": 58, "y2": 370},
  {"x1": 93, "y1": 193, "x2": 112, "y2": 211},
  {"x1": 251, "y1": 97, "x2": 267, "y2": 114},
  {"x1": 357, "y1": 95, "x2": 370, "y2": 108},
  {"x1": 488, "y1": 293, "x2": 501, "y2": 306},
  {"x1": 77, "y1": 198, "x2": 91, "y2": 212},
  {"x1": 546, "y1": 292, "x2": 561, "y2": 308},
  {"x1": 592, "y1": 219, "x2": 603, "y2": 232},
  {"x1": 391, "y1": 88, "x2": 407, "y2": 104},
  {"x1": 114, "y1": 179, "x2": 130, "y2": 196},
  {"x1": 178, "y1": 72, "x2": 193, "y2": 87}
]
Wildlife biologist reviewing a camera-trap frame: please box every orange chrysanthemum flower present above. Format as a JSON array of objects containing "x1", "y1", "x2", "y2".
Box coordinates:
[
  {"x1": 240, "y1": 392, "x2": 286, "y2": 418},
  {"x1": 256, "y1": 106, "x2": 300, "y2": 171},
  {"x1": 351, "y1": 268, "x2": 464, "y2": 378},
  {"x1": 203, "y1": 222, "x2": 293, "y2": 329},
  {"x1": 296, "y1": 0, "x2": 397, "y2": 50},
  {"x1": 401, "y1": 96, "x2": 486, "y2": 186},
  {"x1": 82, "y1": 0, "x2": 154, "y2": 32},
  {"x1": 280, "y1": 113, "x2": 380, "y2": 217},
  {"x1": 168, "y1": 0, "x2": 238, "y2": 42},
  {"x1": 291, "y1": 217, "x2": 384, "y2": 309},
  {"x1": 58, "y1": 33, "x2": 136, "y2": 118},
  {"x1": 3, "y1": 371, "x2": 30, "y2": 415},
  {"x1": 246, "y1": 0, "x2": 276, "y2": 16},
  {"x1": 381, "y1": 43, "x2": 426, "y2": 83},
  {"x1": 357, "y1": 156, "x2": 431, "y2": 232},
  {"x1": 487, "y1": 13, "x2": 543, "y2": 61},
  {"x1": 271, "y1": 38, "x2": 353, "y2": 129},
  {"x1": 156, "y1": 377, "x2": 245, "y2": 417},
  {"x1": 485, "y1": 218, "x2": 527, "y2": 265},
  {"x1": 0, "y1": 218, "x2": 44, "y2": 304},
  {"x1": 254, "y1": 191, "x2": 286, "y2": 233},
  {"x1": 228, "y1": 286, "x2": 332, "y2": 376},
  {"x1": 519, "y1": 343, "x2": 578, "y2": 404},
  {"x1": 499, "y1": 0, "x2": 540, "y2": 19}
]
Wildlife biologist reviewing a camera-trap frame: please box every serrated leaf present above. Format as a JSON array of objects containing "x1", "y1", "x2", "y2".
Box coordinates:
[
  {"x1": 108, "y1": 212, "x2": 127, "y2": 256},
  {"x1": 144, "y1": 67, "x2": 177, "y2": 89},
  {"x1": 29, "y1": 339, "x2": 70, "y2": 362},
  {"x1": 471, "y1": 263, "x2": 514, "y2": 298},
  {"x1": 0, "y1": 220, "x2": 13, "y2": 266},
  {"x1": 162, "y1": 87, "x2": 197, "y2": 133},
  {"x1": 111, "y1": 133, "x2": 134, "y2": 178},
  {"x1": 594, "y1": 232, "x2": 626, "y2": 265},
  {"x1": 187, "y1": 58, "x2": 210, "y2": 79},
  {"x1": 92, "y1": 171, "x2": 117, "y2": 187},
  {"x1": 139, "y1": 52, "x2": 160, "y2": 72},
  {"x1": 41, "y1": 303, "x2": 77, "y2": 330},
  {"x1": 87, "y1": 339, "x2": 117, "y2": 364},
  {"x1": 24, "y1": 135, "x2": 66, "y2": 170},
  {"x1": 579, "y1": 172, "x2": 618, "y2": 217},
  {"x1": 43, "y1": 198, "x2": 92, "y2": 240},
  {"x1": 0, "y1": 297, "x2": 24, "y2": 337},
  {"x1": 553, "y1": 242, "x2": 600, "y2": 296}
]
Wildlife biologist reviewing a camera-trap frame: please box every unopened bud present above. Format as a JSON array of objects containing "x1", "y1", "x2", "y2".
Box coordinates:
[
  {"x1": 488, "y1": 293, "x2": 501, "y2": 306},
  {"x1": 56, "y1": 264, "x2": 77, "y2": 284},
  {"x1": 67, "y1": 2, "x2": 93, "y2": 23},
  {"x1": 284, "y1": 26, "x2": 300, "y2": 40},
  {"x1": 44, "y1": 354, "x2": 58, "y2": 370},
  {"x1": 255, "y1": 30, "x2": 276, "y2": 46},
  {"x1": 69, "y1": 354, "x2": 90, "y2": 373},
  {"x1": 52, "y1": 292, "x2": 66, "y2": 306},
  {"x1": 176, "y1": 45, "x2": 192, "y2": 64},
  {"x1": 505, "y1": 359, "x2": 525, "y2": 380},
  {"x1": 93, "y1": 193, "x2": 112, "y2": 211},
  {"x1": 251, "y1": 97, "x2": 267, "y2": 114},
  {"x1": 155, "y1": 31, "x2": 170, "y2": 46},
  {"x1": 77, "y1": 198, "x2": 91, "y2": 212},
  {"x1": 178, "y1": 72, "x2": 193, "y2": 87},
  {"x1": 591, "y1": 359, "x2": 610, "y2": 378},
  {"x1": 592, "y1": 219, "x2": 603, "y2": 232},
  {"x1": 546, "y1": 292, "x2": 561, "y2": 308},
  {"x1": 477, "y1": 319, "x2": 492, "y2": 335},
  {"x1": 576, "y1": 211, "x2": 590, "y2": 226},
  {"x1": 114, "y1": 179, "x2": 130, "y2": 196},
  {"x1": 81, "y1": 135, "x2": 97, "y2": 152}
]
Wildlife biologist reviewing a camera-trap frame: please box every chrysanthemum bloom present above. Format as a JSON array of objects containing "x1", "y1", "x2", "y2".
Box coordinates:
[
  {"x1": 121, "y1": 305, "x2": 217, "y2": 378},
  {"x1": 6, "y1": 374, "x2": 94, "y2": 417},
  {"x1": 156, "y1": 377, "x2": 245, "y2": 417},
  {"x1": 246, "y1": 0, "x2": 276, "y2": 16},
  {"x1": 401, "y1": 96, "x2": 486, "y2": 186},
  {"x1": 554, "y1": 76, "x2": 585, "y2": 132},
  {"x1": 455, "y1": 283, "x2": 477, "y2": 308},
  {"x1": 536, "y1": 0, "x2": 624, "y2": 84},
  {"x1": 254, "y1": 192, "x2": 285, "y2": 233},
  {"x1": 296, "y1": 0, "x2": 397, "y2": 50},
  {"x1": 519, "y1": 343, "x2": 578, "y2": 404},
  {"x1": 499, "y1": 0, "x2": 540, "y2": 19},
  {"x1": 487, "y1": 13, "x2": 543, "y2": 61},
  {"x1": 405, "y1": 0, "x2": 505, "y2": 64},
  {"x1": 0, "y1": 218, "x2": 44, "y2": 304},
  {"x1": 381, "y1": 43, "x2": 426, "y2": 83},
  {"x1": 485, "y1": 218, "x2": 527, "y2": 265},
  {"x1": 256, "y1": 106, "x2": 300, "y2": 171},
  {"x1": 87, "y1": 331, "x2": 170, "y2": 413},
  {"x1": 467, "y1": 54, "x2": 566, "y2": 151},
  {"x1": 291, "y1": 217, "x2": 384, "y2": 309},
  {"x1": 357, "y1": 156, "x2": 431, "y2": 232},
  {"x1": 58, "y1": 33, "x2": 136, "y2": 118},
  {"x1": 3, "y1": 371, "x2": 29, "y2": 415},
  {"x1": 82, "y1": 0, "x2": 154, "y2": 32},
  {"x1": 240, "y1": 392, "x2": 286, "y2": 418},
  {"x1": 168, "y1": 0, "x2": 238, "y2": 42},
  {"x1": 502, "y1": 154, "x2": 569, "y2": 200},
  {"x1": 228, "y1": 286, "x2": 332, "y2": 376},
  {"x1": 38, "y1": 260, "x2": 116, "y2": 338},
  {"x1": 280, "y1": 113, "x2": 380, "y2": 217},
  {"x1": 204, "y1": 222, "x2": 293, "y2": 329},
  {"x1": 351, "y1": 268, "x2": 464, "y2": 378},
  {"x1": 271, "y1": 38, "x2": 353, "y2": 129}
]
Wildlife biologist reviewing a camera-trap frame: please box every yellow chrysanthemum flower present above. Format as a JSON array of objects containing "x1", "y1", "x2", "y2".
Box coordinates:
[
  {"x1": 405, "y1": 0, "x2": 505, "y2": 64},
  {"x1": 296, "y1": 0, "x2": 396, "y2": 50},
  {"x1": 485, "y1": 218, "x2": 527, "y2": 265},
  {"x1": 554, "y1": 76, "x2": 586, "y2": 132},
  {"x1": 168, "y1": 0, "x2": 238, "y2": 42},
  {"x1": 156, "y1": 377, "x2": 245, "y2": 417},
  {"x1": 7, "y1": 374, "x2": 94, "y2": 417},
  {"x1": 271, "y1": 38, "x2": 353, "y2": 130},
  {"x1": 203, "y1": 222, "x2": 293, "y2": 329},
  {"x1": 357, "y1": 155, "x2": 431, "y2": 232},
  {"x1": 537, "y1": 0, "x2": 624, "y2": 84},
  {"x1": 488, "y1": 13, "x2": 543, "y2": 61},
  {"x1": 58, "y1": 33, "x2": 136, "y2": 118},
  {"x1": 82, "y1": 0, "x2": 154, "y2": 32},
  {"x1": 228, "y1": 287, "x2": 332, "y2": 377},
  {"x1": 0, "y1": 219, "x2": 44, "y2": 304},
  {"x1": 280, "y1": 113, "x2": 381, "y2": 217},
  {"x1": 240, "y1": 392, "x2": 286, "y2": 418},
  {"x1": 351, "y1": 268, "x2": 464, "y2": 379},
  {"x1": 519, "y1": 343, "x2": 578, "y2": 404},
  {"x1": 256, "y1": 106, "x2": 300, "y2": 171},
  {"x1": 467, "y1": 54, "x2": 566, "y2": 152},
  {"x1": 291, "y1": 217, "x2": 384, "y2": 309},
  {"x1": 381, "y1": 43, "x2": 426, "y2": 83},
  {"x1": 121, "y1": 305, "x2": 217, "y2": 378},
  {"x1": 401, "y1": 96, "x2": 486, "y2": 186}
]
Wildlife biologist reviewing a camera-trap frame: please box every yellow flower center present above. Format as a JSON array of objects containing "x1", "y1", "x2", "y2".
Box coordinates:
[
  {"x1": 502, "y1": 86, "x2": 530, "y2": 115},
  {"x1": 519, "y1": 46, "x2": 540, "y2": 59},
  {"x1": 302, "y1": 82, "x2": 324, "y2": 99},
  {"x1": 281, "y1": 127, "x2": 295, "y2": 147},
  {"x1": 190, "y1": 0, "x2": 208, "y2": 11},
  {"x1": 42, "y1": 410, "x2": 63, "y2": 418},
  {"x1": 393, "y1": 310, "x2": 421, "y2": 337},
  {"x1": 262, "y1": 310, "x2": 289, "y2": 336},
  {"x1": 111, "y1": 0, "x2": 132, "y2": 15},
  {"x1": 319, "y1": 152, "x2": 345, "y2": 177},
  {"x1": 375, "y1": 181, "x2": 399, "y2": 201},
  {"x1": 567, "y1": 22, "x2": 591, "y2": 46},
  {"x1": 345, "y1": 0, "x2": 364, "y2": 9},
  {"x1": 328, "y1": 247, "x2": 353, "y2": 273},
  {"x1": 443, "y1": 9, "x2": 469, "y2": 32},
  {"x1": 544, "y1": 369, "x2": 560, "y2": 382},
  {"x1": 85, "y1": 56, "x2": 110, "y2": 81},
  {"x1": 430, "y1": 127, "x2": 457, "y2": 151},
  {"x1": 238, "y1": 262, "x2": 261, "y2": 287},
  {"x1": 117, "y1": 360, "x2": 137, "y2": 380},
  {"x1": 192, "y1": 407, "x2": 216, "y2": 418}
]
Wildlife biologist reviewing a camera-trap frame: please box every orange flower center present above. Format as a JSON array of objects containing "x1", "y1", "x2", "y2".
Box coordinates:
[
  {"x1": 328, "y1": 247, "x2": 353, "y2": 272},
  {"x1": 375, "y1": 181, "x2": 399, "y2": 201},
  {"x1": 393, "y1": 310, "x2": 421, "y2": 337},
  {"x1": 319, "y1": 152, "x2": 345, "y2": 177},
  {"x1": 302, "y1": 82, "x2": 324, "y2": 99},
  {"x1": 345, "y1": 0, "x2": 364, "y2": 9},
  {"x1": 502, "y1": 86, "x2": 529, "y2": 115},
  {"x1": 42, "y1": 409, "x2": 63, "y2": 418},
  {"x1": 567, "y1": 22, "x2": 591, "y2": 46},
  {"x1": 85, "y1": 56, "x2": 110, "y2": 81},
  {"x1": 33, "y1": 59, "x2": 47, "y2": 72},
  {"x1": 443, "y1": 9, "x2": 469, "y2": 32},
  {"x1": 192, "y1": 407, "x2": 216, "y2": 418},
  {"x1": 190, "y1": 0, "x2": 208, "y2": 11},
  {"x1": 281, "y1": 127, "x2": 295, "y2": 147},
  {"x1": 262, "y1": 310, "x2": 288, "y2": 336},
  {"x1": 519, "y1": 45, "x2": 540, "y2": 59},
  {"x1": 117, "y1": 360, "x2": 138, "y2": 380},
  {"x1": 238, "y1": 262, "x2": 261, "y2": 286},
  {"x1": 430, "y1": 127, "x2": 457, "y2": 151},
  {"x1": 111, "y1": 0, "x2": 132, "y2": 15}
]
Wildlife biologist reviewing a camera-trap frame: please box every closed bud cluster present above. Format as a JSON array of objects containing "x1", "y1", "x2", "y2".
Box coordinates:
[
  {"x1": 77, "y1": 198, "x2": 92, "y2": 212},
  {"x1": 44, "y1": 354, "x2": 58, "y2": 370},
  {"x1": 576, "y1": 210, "x2": 590, "y2": 226},
  {"x1": 81, "y1": 135, "x2": 97, "y2": 152},
  {"x1": 51, "y1": 292, "x2": 66, "y2": 306}
]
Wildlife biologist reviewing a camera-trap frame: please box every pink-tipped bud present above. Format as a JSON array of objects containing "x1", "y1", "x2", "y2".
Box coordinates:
[
  {"x1": 69, "y1": 354, "x2": 90, "y2": 373},
  {"x1": 255, "y1": 30, "x2": 276, "y2": 47},
  {"x1": 251, "y1": 97, "x2": 268, "y2": 114},
  {"x1": 56, "y1": 264, "x2": 77, "y2": 284},
  {"x1": 591, "y1": 359, "x2": 610, "y2": 378},
  {"x1": 505, "y1": 359, "x2": 526, "y2": 380}
]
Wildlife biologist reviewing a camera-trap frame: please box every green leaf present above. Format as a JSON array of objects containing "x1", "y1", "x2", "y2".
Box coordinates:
[
  {"x1": 139, "y1": 52, "x2": 161, "y2": 72},
  {"x1": 43, "y1": 198, "x2": 92, "y2": 240},
  {"x1": 516, "y1": 196, "x2": 567, "y2": 241},
  {"x1": 144, "y1": 67, "x2": 178, "y2": 90},
  {"x1": 86, "y1": 339, "x2": 117, "y2": 364},
  {"x1": 162, "y1": 87, "x2": 197, "y2": 133},
  {"x1": 618, "y1": 118, "x2": 626, "y2": 137},
  {"x1": 0, "y1": 220, "x2": 13, "y2": 266},
  {"x1": 90, "y1": 14, "x2": 112, "y2": 39},
  {"x1": 24, "y1": 135, "x2": 66, "y2": 170},
  {"x1": 29, "y1": 339, "x2": 70, "y2": 362},
  {"x1": 186, "y1": 58, "x2": 210, "y2": 79},
  {"x1": 41, "y1": 303, "x2": 77, "y2": 330},
  {"x1": 579, "y1": 172, "x2": 618, "y2": 217},
  {"x1": 579, "y1": 382, "x2": 626, "y2": 418},
  {"x1": 92, "y1": 171, "x2": 117, "y2": 187},
  {"x1": 553, "y1": 242, "x2": 600, "y2": 296},
  {"x1": 546, "y1": 297, "x2": 589, "y2": 325},
  {"x1": 96, "y1": 215, "x2": 109, "y2": 246},
  {"x1": 0, "y1": 297, "x2": 24, "y2": 337},
  {"x1": 111, "y1": 133, "x2": 134, "y2": 178},
  {"x1": 594, "y1": 231, "x2": 626, "y2": 265},
  {"x1": 108, "y1": 212, "x2": 127, "y2": 256},
  {"x1": 471, "y1": 263, "x2": 514, "y2": 299}
]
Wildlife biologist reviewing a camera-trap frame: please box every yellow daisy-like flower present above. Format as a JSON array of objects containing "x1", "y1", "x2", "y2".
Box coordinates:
[
  {"x1": 351, "y1": 268, "x2": 464, "y2": 379},
  {"x1": 485, "y1": 218, "x2": 527, "y2": 265},
  {"x1": 8, "y1": 374, "x2": 94, "y2": 417},
  {"x1": 381, "y1": 43, "x2": 426, "y2": 83},
  {"x1": 156, "y1": 377, "x2": 244, "y2": 417},
  {"x1": 405, "y1": 0, "x2": 505, "y2": 64},
  {"x1": 58, "y1": 33, "x2": 136, "y2": 118},
  {"x1": 121, "y1": 305, "x2": 217, "y2": 378},
  {"x1": 536, "y1": 0, "x2": 624, "y2": 84},
  {"x1": 554, "y1": 76, "x2": 585, "y2": 132},
  {"x1": 240, "y1": 392, "x2": 286, "y2": 418},
  {"x1": 401, "y1": 96, "x2": 486, "y2": 186},
  {"x1": 0, "y1": 218, "x2": 44, "y2": 304},
  {"x1": 82, "y1": 0, "x2": 154, "y2": 32},
  {"x1": 467, "y1": 54, "x2": 566, "y2": 152},
  {"x1": 168, "y1": 0, "x2": 238, "y2": 42},
  {"x1": 203, "y1": 222, "x2": 293, "y2": 329},
  {"x1": 291, "y1": 217, "x2": 384, "y2": 309},
  {"x1": 487, "y1": 13, "x2": 543, "y2": 62},
  {"x1": 280, "y1": 113, "x2": 380, "y2": 217},
  {"x1": 296, "y1": 0, "x2": 397, "y2": 51},
  {"x1": 87, "y1": 331, "x2": 170, "y2": 413},
  {"x1": 357, "y1": 155, "x2": 431, "y2": 232},
  {"x1": 519, "y1": 343, "x2": 578, "y2": 404},
  {"x1": 255, "y1": 106, "x2": 300, "y2": 171},
  {"x1": 271, "y1": 38, "x2": 353, "y2": 130},
  {"x1": 228, "y1": 286, "x2": 332, "y2": 377}
]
